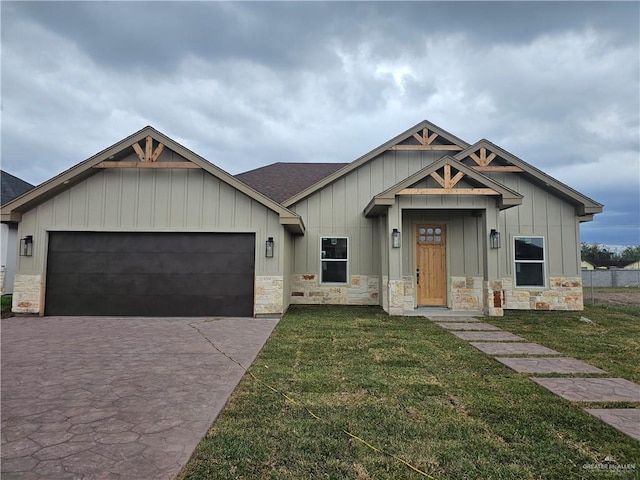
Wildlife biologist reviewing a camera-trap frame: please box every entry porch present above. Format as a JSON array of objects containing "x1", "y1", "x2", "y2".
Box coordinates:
[{"x1": 365, "y1": 157, "x2": 522, "y2": 317}]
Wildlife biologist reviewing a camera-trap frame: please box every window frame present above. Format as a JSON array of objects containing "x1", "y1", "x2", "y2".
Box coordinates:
[
  {"x1": 320, "y1": 236, "x2": 349, "y2": 284},
  {"x1": 513, "y1": 236, "x2": 546, "y2": 288}
]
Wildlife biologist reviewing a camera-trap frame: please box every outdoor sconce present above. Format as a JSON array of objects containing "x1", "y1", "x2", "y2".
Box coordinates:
[
  {"x1": 265, "y1": 237, "x2": 274, "y2": 258},
  {"x1": 489, "y1": 229, "x2": 501, "y2": 249},
  {"x1": 391, "y1": 228, "x2": 401, "y2": 248},
  {"x1": 20, "y1": 235, "x2": 33, "y2": 257}
]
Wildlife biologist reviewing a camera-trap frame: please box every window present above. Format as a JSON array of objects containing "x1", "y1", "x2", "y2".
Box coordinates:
[
  {"x1": 514, "y1": 236, "x2": 545, "y2": 287},
  {"x1": 321, "y1": 237, "x2": 348, "y2": 283}
]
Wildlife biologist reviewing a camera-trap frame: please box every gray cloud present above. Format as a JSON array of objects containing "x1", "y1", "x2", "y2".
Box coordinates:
[{"x1": 1, "y1": 1, "x2": 638, "y2": 244}]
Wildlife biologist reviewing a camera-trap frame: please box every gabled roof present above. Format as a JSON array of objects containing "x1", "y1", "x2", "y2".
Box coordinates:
[
  {"x1": 235, "y1": 162, "x2": 348, "y2": 203},
  {"x1": 364, "y1": 156, "x2": 523, "y2": 217},
  {"x1": 455, "y1": 140, "x2": 603, "y2": 219},
  {"x1": 1, "y1": 170, "x2": 34, "y2": 206},
  {"x1": 283, "y1": 119, "x2": 469, "y2": 207},
  {"x1": 0, "y1": 126, "x2": 305, "y2": 234}
]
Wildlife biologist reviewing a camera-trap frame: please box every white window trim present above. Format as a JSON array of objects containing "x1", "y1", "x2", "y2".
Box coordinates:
[
  {"x1": 513, "y1": 236, "x2": 546, "y2": 288},
  {"x1": 320, "y1": 236, "x2": 349, "y2": 284}
]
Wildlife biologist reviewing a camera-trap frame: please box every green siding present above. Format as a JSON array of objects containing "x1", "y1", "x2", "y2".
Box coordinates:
[{"x1": 17, "y1": 168, "x2": 284, "y2": 277}]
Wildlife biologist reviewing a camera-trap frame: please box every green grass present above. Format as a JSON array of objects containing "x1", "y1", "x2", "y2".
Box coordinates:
[
  {"x1": 1, "y1": 295, "x2": 12, "y2": 315},
  {"x1": 488, "y1": 306, "x2": 640, "y2": 383},
  {"x1": 179, "y1": 305, "x2": 640, "y2": 480}
]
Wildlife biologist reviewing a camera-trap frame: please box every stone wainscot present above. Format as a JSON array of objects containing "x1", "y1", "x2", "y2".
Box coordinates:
[
  {"x1": 12, "y1": 274, "x2": 43, "y2": 314},
  {"x1": 290, "y1": 274, "x2": 379, "y2": 306},
  {"x1": 254, "y1": 275, "x2": 284, "y2": 316}
]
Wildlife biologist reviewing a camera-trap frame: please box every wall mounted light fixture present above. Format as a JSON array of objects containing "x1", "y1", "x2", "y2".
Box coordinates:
[
  {"x1": 265, "y1": 237, "x2": 274, "y2": 258},
  {"x1": 392, "y1": 228, "x2": 401, "y2": 248},
  {"x1": 20, "y1": 235, "x2": 33, "y2": 256},
  {"x1": 489, "y1": 229, "x2": 501, "y2": 249}
]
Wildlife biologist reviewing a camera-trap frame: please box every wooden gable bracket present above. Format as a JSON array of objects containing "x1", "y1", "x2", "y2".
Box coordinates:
[
  {"x1": 94, "y1": 136, "x2": 199, "y2": 169},
  {"x1": 469, "y1": 147, "x2": 523, "y2": 172},
  {"x1": 390, "y1": 128, "x2": 464, "y2": 151},
  {"x1": 133, "y1": 136, "x2": 164, "y2": 162},
  {"x1": 398, "y1": 164, "x2": 499, "y2": 195}
]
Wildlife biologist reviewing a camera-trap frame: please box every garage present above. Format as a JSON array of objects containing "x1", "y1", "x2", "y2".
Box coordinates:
[{"x1": 45, "y1": 231, "x2": 256, "y2": 317}]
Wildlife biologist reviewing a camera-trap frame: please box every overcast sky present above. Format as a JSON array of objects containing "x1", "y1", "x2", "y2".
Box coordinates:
[{"x1": 2, "y1": 1, "x2": 638, "y2": 245}]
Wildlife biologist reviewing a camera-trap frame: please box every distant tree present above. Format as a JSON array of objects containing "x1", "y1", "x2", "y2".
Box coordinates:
[
  {"x1": 619, "y1": 245, "x2": 640, "y2": 262},
  {"x1": 581, "y1": 243, "x2": 640, "y2": 265},
  {"x1": 581, "y1": 243, "x2": 613, "y2": 264}
]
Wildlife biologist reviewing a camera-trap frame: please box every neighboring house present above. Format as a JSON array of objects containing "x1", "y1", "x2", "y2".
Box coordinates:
[
  {"x1": 585, "y1": 259, "x2": 635, "y2": 270},
  {"x1": 623, "y1": 260, "x2": 640, "y2": 270},
  {"x1": 581, "y1": 260, "x2": 595, "y2": 271},
  {"x1": 0, "y1": 120, "x2": 603, "y2": 317},
  {"x1": 1, "y1": 171, "x2": 35, "y2": 295}
]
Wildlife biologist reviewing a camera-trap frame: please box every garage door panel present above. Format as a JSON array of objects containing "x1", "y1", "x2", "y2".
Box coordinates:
[
  {"x1": 46, "y1": 252, "x2": 110, "y2": 274},
  {"x1": 47, "y1": 294, "x2": 253, "y2": 317},
  {"x1": 45, "y1": 232, "x2": 256, "y2": 316},
  {"x1": 48, "y1": 232, "x2": 256, "y2": 253},
  {"x1": 47, "y1": 272, "x2": 255, "y2": 297},
  {"x1": 48, "y1": 252, "x2": 254, "y2": 275},
  {"x1": 103, "y1": 252, "x2": 255, "y2": 275}
]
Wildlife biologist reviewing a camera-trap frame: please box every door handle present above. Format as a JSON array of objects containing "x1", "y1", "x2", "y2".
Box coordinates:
[{"x1": 416, "y1": 268, "x2": 420, "y2": 285}]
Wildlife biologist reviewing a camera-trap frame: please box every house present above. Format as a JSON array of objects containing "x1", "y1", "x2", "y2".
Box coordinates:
[
  {"x1": 623, "y1": 260, "x2": 640, "y2": 270},
  {"x1": 1, "y1": 170, "x2": 35, "y2": 295},
  {"x1": 0, "y1": 120, "x2": 603, "y2": 317},
  {"x1": 581, "y1": 260, "x2": 596, "y2": 271}
]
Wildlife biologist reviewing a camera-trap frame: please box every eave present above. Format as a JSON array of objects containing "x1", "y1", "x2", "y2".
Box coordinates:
[
  {"x1": 1, "y1": 126, "x2": 306, "y2": 234},
  {"x1": 455, "y1": 140, "x2": 604, "y2": 217}
]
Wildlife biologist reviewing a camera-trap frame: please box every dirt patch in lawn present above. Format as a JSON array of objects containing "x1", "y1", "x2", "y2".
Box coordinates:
[{"x1": 583, "y1": 289, "x2": 640, "y2": 307}]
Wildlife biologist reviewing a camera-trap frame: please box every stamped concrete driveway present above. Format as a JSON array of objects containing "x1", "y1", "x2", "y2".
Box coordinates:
[{"x1": 1, "y1": 316, "x2": 278, "y2": 479}]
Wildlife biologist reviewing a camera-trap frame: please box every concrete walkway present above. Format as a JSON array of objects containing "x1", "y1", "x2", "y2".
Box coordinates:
[
  {"x1": 1, "y1": 316, "x2": 278, "y2": 479},
  {"x1": 429, "y1": 315, "x2": 640, "y2": 442}
]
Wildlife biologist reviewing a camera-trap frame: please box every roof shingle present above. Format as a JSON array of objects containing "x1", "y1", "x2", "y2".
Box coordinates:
[
  {"x1": 1, "y1": 170, "x2": 34, "y2": 206},
  {"x1": 235, "y1": 162, "x2": 348, "y2": 203}
]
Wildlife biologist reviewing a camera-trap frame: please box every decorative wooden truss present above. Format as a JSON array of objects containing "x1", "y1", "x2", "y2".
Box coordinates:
[
  {"x1": 132, "y1": 135, "x2": 164, "y2": 162},
  {"x1": 95, "y1": 136, "x2": 198, "y2": 169},
  {"x1": 390, "y1": 128, "x2": 463, "y2": 151},
  {"x1": 468, "y1": 147, "x2": 523, "y2": 172},
  {"x1": 398, "y1": 164, "x2": 499, "y2": 196}
]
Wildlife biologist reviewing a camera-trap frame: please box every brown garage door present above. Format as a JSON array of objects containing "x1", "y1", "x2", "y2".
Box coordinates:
[{"x1": 45, "y1": 232, "x2": 255, "y2": 316}]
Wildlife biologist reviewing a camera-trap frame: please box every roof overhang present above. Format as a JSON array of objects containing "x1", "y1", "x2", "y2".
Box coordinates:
[
  {"x1": 455, "y1": 140, "x2": 604, "y2": 218},
  {"x1": 364, "y1": 156, "x2": 523, "y2": 217},
  {"x1": 1, "y1": 126, "x2": 305, "y2": 233}
]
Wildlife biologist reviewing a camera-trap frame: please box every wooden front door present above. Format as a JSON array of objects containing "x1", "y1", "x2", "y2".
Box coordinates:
[{"x1": 416, "y1": 225, "x2": 447, "y2": 305}]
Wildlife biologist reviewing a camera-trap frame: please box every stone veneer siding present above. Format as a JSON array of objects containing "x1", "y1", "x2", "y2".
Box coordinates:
[
  {"x1": 12, "y1": 274, "x2": 42, "y2": 314},
  {"x1": 381, "y1": 275, "x2": 389, "y2": 312},
  {"x1": 290, "y1": 274, "x2": 379, "y2": 306},
  {"x1": 451, "y1": 276, "x2": 483, "y2": 311},
  {"x1": 254, "y1": 275, "x2": 285, "y2": 316},
  {"x1": 394, "y1": 275, "x2": 582, "y2": 316},
  {"x1": 387, "y1": 279, "x2": 404, "y2": 315},
  {"x1": 502, "y1": 276, "x2": 584, "y2": 311},
  {"x1": 402, "y1": 276, "x2": 415, "y2": 312},
  {"x1": 384, "y1": 277, "x2": 415, "y2": 315}
]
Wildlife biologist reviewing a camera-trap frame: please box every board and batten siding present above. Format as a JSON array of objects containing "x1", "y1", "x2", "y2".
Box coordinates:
[
  {"x1": 16, "y1": 168, "x2": 285, "y2": 277},
  {"x1": 493, "y1": 172, "x2": 582, "y2": 277},
  {"x1": 290, "y1": 149, "x2": 447, "y2": 275},
  {"x1": 289, "y1": 148, "x2": 582, "y2": 283}
]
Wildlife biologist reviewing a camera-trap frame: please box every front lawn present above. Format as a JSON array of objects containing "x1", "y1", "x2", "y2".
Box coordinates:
[
  {"x1": 1, "y1": 295, "x2": 12, "y2": 317},
  {"x1": 179, "y1": 305, "x2": 639, "y2": 479}
]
